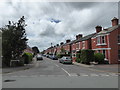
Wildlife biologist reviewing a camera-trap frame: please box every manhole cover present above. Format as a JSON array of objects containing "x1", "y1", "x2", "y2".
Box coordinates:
[{"x1": 4, "y1": 79, "x2": 16, "y2": 82}]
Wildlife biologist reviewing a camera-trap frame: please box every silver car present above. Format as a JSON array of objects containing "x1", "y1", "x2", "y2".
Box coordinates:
[{"x1": 59, "y1": 56, "x2": 72, "y2": 64}]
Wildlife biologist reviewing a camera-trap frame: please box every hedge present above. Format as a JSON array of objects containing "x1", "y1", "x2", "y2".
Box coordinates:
[
  {"x1": 94, "y1": 53, "x2": 104, "y2": 64},
  {"x1": 80, "y1": 49, "x2": 94, "y2": 65},
  {"x1": 57, "y1": 53, "x2": 70, "y2": 58},
  {"x1": 76, "y1": 53, "x2": 81, "y2": 63},
  {"x1": 22, "y1": 52, "x2": 33, "y2": 64}
]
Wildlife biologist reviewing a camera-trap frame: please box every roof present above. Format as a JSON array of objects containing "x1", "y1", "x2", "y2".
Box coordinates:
[
  {"x1": 58, "y1": 33, "x2": 96, "y2": 47},
  {"x1": 74, "y1": 33, "x2": 96, "y2": 43},
  {"x1": 93, "y1": 24, "x2": 120, "y2": 37}
]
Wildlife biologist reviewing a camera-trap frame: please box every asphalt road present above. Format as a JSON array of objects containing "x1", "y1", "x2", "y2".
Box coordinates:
[{"x1": 2, "y1": 57, "x2": 119, "y2": 88}]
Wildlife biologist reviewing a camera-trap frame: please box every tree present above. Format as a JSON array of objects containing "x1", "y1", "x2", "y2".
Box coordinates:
[
  {"x1": 32, "y1": 46, "x2": 40, "y2": 55},
  {"x1": 1, "y1": 16, "x2": 28, "y2": 66}
]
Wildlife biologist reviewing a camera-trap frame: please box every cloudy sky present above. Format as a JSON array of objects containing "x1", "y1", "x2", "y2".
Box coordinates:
[{"x1": 0, "y1": 1, "x2": 118, "y2": 51}]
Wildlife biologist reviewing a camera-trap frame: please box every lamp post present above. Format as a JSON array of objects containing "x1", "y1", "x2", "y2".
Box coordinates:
[{"x1": 51, "y1": 43, "x2": 52, "y2": 54}]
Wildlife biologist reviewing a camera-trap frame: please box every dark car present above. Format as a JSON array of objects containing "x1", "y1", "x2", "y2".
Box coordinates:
[
  {"x1": 59, "y1": 56, "x2": 72, "y2": 64},
  {"x1": 36, "y1": 54, "x2": 43, "y2": 60},
  {"x1": 51, "y1": 55, "x2": 58, "y2": 60}
]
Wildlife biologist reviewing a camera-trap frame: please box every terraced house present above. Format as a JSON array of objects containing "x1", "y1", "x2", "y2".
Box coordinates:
[
  {"x1": 44, "y1": 17, "x2": 120, "y2": 64},
  {"x1": 92, "y1": 17, "x2": 120, "y2": 64}
]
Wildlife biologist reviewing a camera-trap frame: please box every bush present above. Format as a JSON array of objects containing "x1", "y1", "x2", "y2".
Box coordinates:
[
  {"x1": 80, "y1": 49, "x2": 94, "y2": 65},
  {"x1": 57, "y1": 53, "x2": 70, "y2": 58},
  {"x1": 22, "y1": 52, "x2": 33, "y2": 64},
  {"x1": 76, "y1": 53, "x2": 81, "y2": 63},
  {"x1": 94, "y1": 53, "x2": 104, "y2": 64}
]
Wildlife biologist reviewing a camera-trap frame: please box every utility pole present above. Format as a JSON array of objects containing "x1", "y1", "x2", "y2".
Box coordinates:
[{"x1": 51, "y1": 43, "x2": 52, "y2": 55}]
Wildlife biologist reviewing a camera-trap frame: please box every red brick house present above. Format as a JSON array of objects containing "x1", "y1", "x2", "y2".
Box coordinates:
[
  {"x1": 44, "y1": 17, "x2": 120, "y2": 64},
  {"x1": 91, "y1": 17, "x2": 120, "y2": 64},
  {"x1": 71, "y1": 33, "x2": 95, "y2": 62},
  {"x1": 62, "y1": 39, "x2": 71, "y2": 55}
]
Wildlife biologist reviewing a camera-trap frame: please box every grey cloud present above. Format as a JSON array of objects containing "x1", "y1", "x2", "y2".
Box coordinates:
[{"x1": 0, "y1": 2, "x2": 118, "y2": 51}]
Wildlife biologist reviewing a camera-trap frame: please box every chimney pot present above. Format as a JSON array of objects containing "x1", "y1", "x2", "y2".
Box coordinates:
[
  {"x1": 95, "y1": 25, "x2": 102, "y2": 33},
  {"x1": 76, "y1": 34, "x2": 82, "y2": 40},
  {"x1": 111, "y1": 17, "x2": 119, "y2": 26},
  {"x1": 60, "y1": 42, "x2": 64, "y2": 45},
  {"x1": 56, "y1": 44, "x2": 59, "y2": 46},
  {"x1": 66, "y1": 39, "x2": 71, "y2": 43}
]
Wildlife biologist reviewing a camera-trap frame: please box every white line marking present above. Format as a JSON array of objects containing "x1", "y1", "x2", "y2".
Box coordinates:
[
  {"x1": 90, "y1": 74, "x2": 99, "y2": 76},
  {"x1": 19, "y1": 75, "x2": 28, "y2": 77},
  {"x1": 109, "y1": 73, "x2": 118, "y2": 76},
  {"x1": 70, "y1": 73, "x2": 78, "y2": 76},
  {"x1": 55, "y1": 64, "x2": 59, "y2": 67},
  {"x1": 100, "y1": 74, "x2": 110, "y2": 76},
  {"x1": 81, "y1": 74, "x2": 89, "y2": 76},
  {"x1": 61, "y1": 68, "x2": 71, "y2": 76}
]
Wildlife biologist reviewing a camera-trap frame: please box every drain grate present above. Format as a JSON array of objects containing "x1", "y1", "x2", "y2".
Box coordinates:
[{"x1": 4, "y1": 79, "x2": 16, "y2": 82}]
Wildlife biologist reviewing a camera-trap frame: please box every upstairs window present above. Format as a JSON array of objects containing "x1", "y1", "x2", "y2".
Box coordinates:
[
  {"x1": 97, "y1": 37, "x2": 100, "y2": 44},
  {"x1": 118, "y1": 50, "x2": 120, "y2": 60},
  {"x1": 82, "y1": 42, "x2": 85, "y2": 48},
  {"x1": 118, "y1": 35, "x2": 120, "y2": 43},
  {"x1": 76, "y1": 43, "x2": 79, "y2": 49},
  {"x1": 101, "y1": 36, "x2": 105, "y2": 44}
]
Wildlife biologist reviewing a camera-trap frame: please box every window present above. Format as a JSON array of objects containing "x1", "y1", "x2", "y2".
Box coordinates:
[
  {"x1": 82, "y1": 42, "x2": 85, "y2": 48},
  {"x1": 97, "y1": 37, "x2": 100, "y2": 44},
  {"x1": 76, "y1": 43, "x2": 79, "y2": 49},
  {"x1": 101, "y1": 36, "x2": 105, "y2": 43},
  {"x1": 118, "y1": 50, "x2": 120, "y2": 60},
  {"x1": 118, "y1": 35, "x2": 120, "y2": 43}
]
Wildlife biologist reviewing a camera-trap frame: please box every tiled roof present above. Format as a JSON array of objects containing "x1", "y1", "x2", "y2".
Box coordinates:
[
  {"x1": 74, "y1": 33, "x2": 96, "y2": 43},
  {"x1": 59, "y1": 33, "x2": 96, "y2": 46},
  {"x1": 93, "y1": 24, "x2": 120, "y2": 37}
]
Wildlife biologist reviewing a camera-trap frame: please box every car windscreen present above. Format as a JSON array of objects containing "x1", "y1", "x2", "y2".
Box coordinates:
[
  {"x1": 65, "y1": 57, "x2": 71, "y2": 60},
  {"x1": 37, "y1": 55, "x2": 41, "y2": 57}
]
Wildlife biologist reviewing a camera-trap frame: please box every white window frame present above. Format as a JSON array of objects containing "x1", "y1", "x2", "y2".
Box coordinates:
[
  {"x1": 82, "y1": 41, "x2": 85, "y2": 49},
  {"x1": 118, "y1": 35, "x2": 120, "y2": 43},
  {"x1": 79, "y1": 42, "x2": 81, "y2": 49},
  {"x1": 101, "y1": 36, "x2": 106, "y2": 44},
  {"x1": 118, "y1": 50, "x2": 120, "y2": 61},
  {"x1": 97, "y1": 36, "x2": 101, "y2": 44},
  {"x1": 76, "y1": 43, "x2": 79, "y2": 49}
]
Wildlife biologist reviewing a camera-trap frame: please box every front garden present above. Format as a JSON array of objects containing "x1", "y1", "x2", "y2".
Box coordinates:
[{"x1": 76, "y1": 49, "x2": 105, "y2": 65}]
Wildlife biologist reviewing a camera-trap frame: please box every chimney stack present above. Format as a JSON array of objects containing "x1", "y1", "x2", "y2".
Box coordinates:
[
  {"x1": 66, "y1": 39, "x2": 71, "y2": 43},
  {"x1": 56, "y1": 44, "x2": 59, "y2": 46},
  {"x1": 95, "y1": 25, "x2": 102, "y2": 33},
  {"x1": 111, "y1": 17, "x2": 119, "y2": 26},
  {"x1": 60, "y1": 42, "x2": 64, "y2": 45},
  {"x1": 76, "y1": 34, "x2": 82, "y2": 40}
]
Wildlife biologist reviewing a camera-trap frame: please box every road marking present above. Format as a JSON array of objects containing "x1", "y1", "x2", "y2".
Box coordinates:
[
  {"x1": 19, "y1": 75, "x2": 28, "y2": 77},
  {"x1": 100, "y1": 74, "x2": 110, "y2": 76},
  {"x1": 109, "y1": 73, "x2": 118, "y2": 76},
  {"x1": 61, "y1": 68, "x2": 71, "y2": 76},
  {"x1": 55, "y1": 64, "x2": 59, "y2": 67},
  {"x1": 90, "y1": 74, "x2": 99, "y2": 76},
  {"x1": 70, "y1": 73, "x2": 78, "y2": 76},
  {"x1": 81, "y1": 74, "x2": 89, "y2": 76}
]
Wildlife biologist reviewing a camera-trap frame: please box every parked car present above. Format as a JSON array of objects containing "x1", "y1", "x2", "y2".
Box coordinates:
[
  {"x1": 59, "y1": 56, "x2": 72, "y2": 64},
  {"x1": 50, "y1": 55, "x2": 58, "y2": 60},
  {"x1": 36, "y1": 54, "x2": 43, "y2": 60},
  {"x1": 46, "y1": 54, "x2": 49, "y2": 58}
]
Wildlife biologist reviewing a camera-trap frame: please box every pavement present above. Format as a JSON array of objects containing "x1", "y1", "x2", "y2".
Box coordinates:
[
  {"x1": 2, "y1": 57, "x2": 37, "y2": 74},
  {"x1": 73, "y1": 62, "x2": 119, "y2": 74}
]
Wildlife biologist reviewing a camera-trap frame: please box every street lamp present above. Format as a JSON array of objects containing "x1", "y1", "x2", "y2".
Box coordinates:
[{"x1": 51, "y1": 43, "x2": 53, "y2": 55}]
